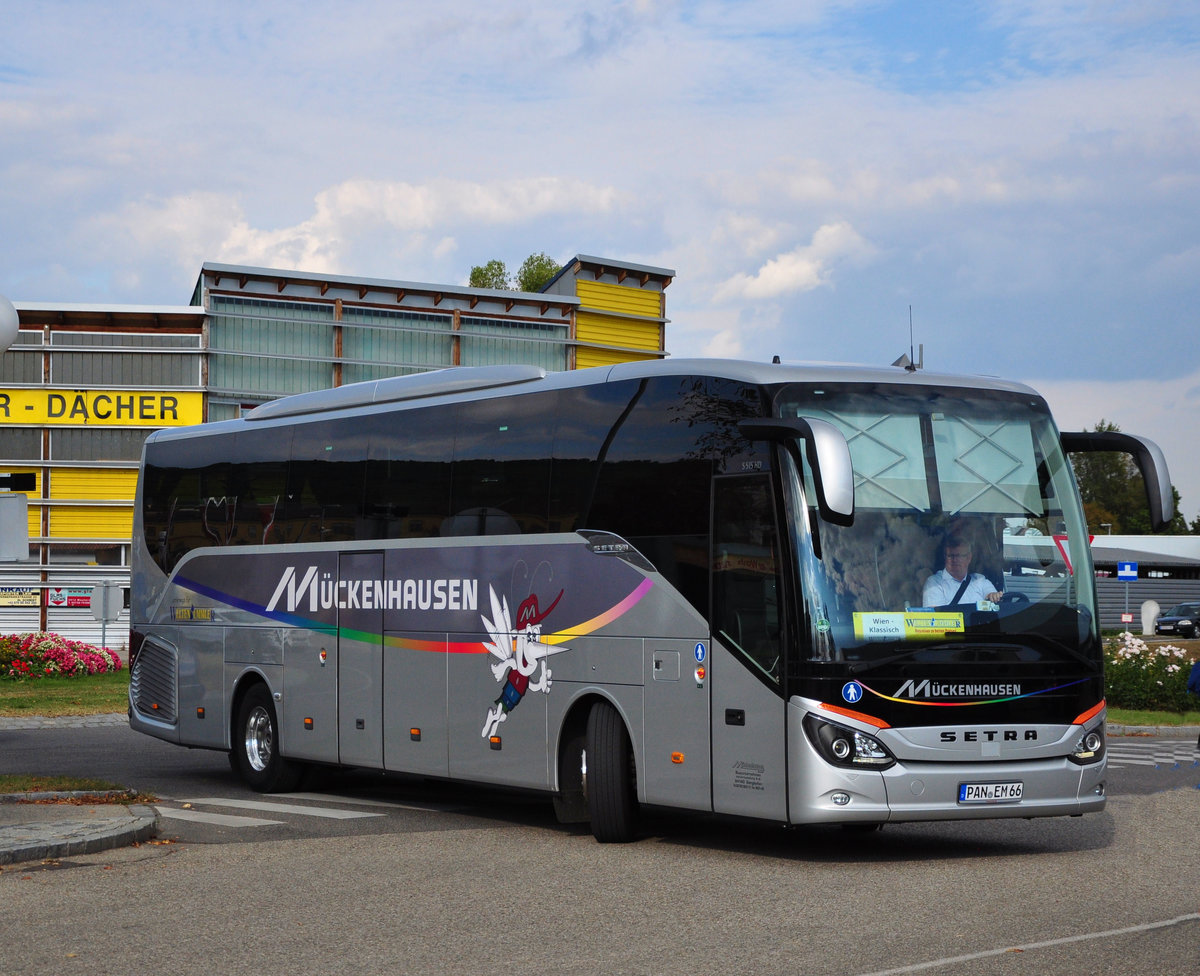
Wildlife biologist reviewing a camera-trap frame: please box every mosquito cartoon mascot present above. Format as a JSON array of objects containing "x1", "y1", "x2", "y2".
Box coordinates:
[{"x1": 480, "y1": 581, "x2": 569, "y2": 738}]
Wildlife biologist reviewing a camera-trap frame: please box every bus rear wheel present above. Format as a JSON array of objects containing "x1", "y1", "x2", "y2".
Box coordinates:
[
  {"x1": 231, "y1": 683, "x2": 302, "y2": 793},
  {"x1": 585, "y1": 701, "x2": 638, "y2": 843}
]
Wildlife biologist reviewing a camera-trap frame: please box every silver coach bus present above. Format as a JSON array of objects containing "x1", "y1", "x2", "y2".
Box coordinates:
[{"x1": 128, "y1": 358, "x2": 1173, "y2": 842}]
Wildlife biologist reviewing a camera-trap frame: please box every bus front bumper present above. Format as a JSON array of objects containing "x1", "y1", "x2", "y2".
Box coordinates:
[{"x1": 789, "y1": 756, "x2": 1106, "y2": 825}]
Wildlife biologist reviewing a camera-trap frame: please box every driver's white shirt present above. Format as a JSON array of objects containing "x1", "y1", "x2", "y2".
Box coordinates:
[{"x1": 922, "y1": 569, "x2": 998, "y2": 607}]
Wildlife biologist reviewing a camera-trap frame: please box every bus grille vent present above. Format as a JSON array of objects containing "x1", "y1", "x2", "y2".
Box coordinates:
[{"x1": 131, "y1": 639, "x2": 178, "y2": 724}]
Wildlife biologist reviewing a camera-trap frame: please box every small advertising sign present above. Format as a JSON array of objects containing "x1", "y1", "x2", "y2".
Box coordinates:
[{"x1": 45, "y1": 587, "x2": 92, "y2": 608}]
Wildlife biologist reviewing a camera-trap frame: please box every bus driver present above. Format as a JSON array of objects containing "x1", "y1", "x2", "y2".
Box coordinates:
[{"x1": 922, "y1": 530, "x2": 1003, "y2": 607}]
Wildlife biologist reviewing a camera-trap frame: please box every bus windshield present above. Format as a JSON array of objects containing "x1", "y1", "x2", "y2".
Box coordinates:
[{"x1": 775, "y1": 383, "x2": 1099, "y2": 669}]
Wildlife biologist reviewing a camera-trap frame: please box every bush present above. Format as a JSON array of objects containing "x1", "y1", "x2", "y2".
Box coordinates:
[
  {"x1": 1104, "y1": 632, "x2": 1193, "y2": 712},
  {"x1": 0, "y1": 632, "x2": 123, "y2": 680}
]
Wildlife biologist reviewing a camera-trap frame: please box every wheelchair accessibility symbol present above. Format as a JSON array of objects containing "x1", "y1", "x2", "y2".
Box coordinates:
[{"x1": 841, "y1": 681, "x2": 864, "y2": 704}]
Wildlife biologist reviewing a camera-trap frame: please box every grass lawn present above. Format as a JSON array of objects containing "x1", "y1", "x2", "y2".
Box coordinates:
[
  {"x1": 1107, "y1": 707, "x2": 1200, "y2": 727},
  {"x1": 0, "y1": 773, "x2": 130, "y2": 793},
  {"x1": 0, "y1": 670, "x2": 129, "y2": 717}
]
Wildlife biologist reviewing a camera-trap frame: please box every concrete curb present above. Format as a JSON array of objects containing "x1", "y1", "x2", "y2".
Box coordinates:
[
  {"x1": 0, "y1": 795, "x2": 160, "y2": 867},
  {"x1": 1108, "y1": 725, "x2": 1200, "y2": 739},
  {"x1": 0, "y1": 712, "x2": 129, "y2": 731}
]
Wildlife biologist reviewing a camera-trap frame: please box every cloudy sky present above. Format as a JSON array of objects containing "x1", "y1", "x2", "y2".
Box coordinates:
[{"x1": 3, "y1": 1, "x2": 1199, "y2": 517}]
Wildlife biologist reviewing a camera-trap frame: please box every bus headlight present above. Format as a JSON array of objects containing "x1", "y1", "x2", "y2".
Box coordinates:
[
  {"x1": 804, "y1": 715, "x2": 895, "y2": 770},
  {"x1": 1068, "y1": 726, "x2": 1105, "y2": 765}
]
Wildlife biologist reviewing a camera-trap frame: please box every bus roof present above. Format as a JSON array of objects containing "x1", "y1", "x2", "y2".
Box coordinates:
[{"x1": 144, "y1": 357, "x2": 1044, "y2": 445}]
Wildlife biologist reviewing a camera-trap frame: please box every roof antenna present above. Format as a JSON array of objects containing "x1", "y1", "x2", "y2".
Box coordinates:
[{"x1": 891, "y1": 305, "x2": 923, "y2": 371}]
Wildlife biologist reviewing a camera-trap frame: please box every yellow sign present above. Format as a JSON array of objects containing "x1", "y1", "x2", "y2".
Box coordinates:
[
  {"x1": 854, "y1": 611, "x2": 966, "y2": 641},
  {"x1": 0, "y1": 587, "x2": 39, "y2": 607},
  {"x1": 0, "y1": 389, "x2": 202, "y2": 426},
  {"x1": 902, "y1": 611, "x2": 966, "y2": 638},
  {"x1": 172, "y1": 606, "x2": 214, "y2": 622}
]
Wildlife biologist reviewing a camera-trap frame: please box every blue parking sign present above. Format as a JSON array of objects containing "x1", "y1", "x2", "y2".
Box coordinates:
[{"x1": 1117, "y1": 562, "x2": 1137, "y2": 581}]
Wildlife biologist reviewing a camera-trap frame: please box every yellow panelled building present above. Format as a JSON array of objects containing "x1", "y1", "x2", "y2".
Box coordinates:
[
  {"x1": 0, "y1": 256, "x2": 674, "y2": 637},
  {"x1": 544, "y1": 256, "x2": 673, "y2": 369}
]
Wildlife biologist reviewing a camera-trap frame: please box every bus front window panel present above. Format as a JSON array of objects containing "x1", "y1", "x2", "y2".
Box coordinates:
[{"x1": 775, "y1": 384, "x2": 1098, "y2": 664}]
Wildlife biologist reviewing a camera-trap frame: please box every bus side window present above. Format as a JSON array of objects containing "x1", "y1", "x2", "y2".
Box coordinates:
[{"x1": 712, "y1": 474, "x2": 783, "y2": 684}]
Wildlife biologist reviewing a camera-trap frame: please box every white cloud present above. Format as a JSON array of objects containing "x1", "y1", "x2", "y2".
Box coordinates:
[
  {"x1": 713, "y1": 221, "x2": 876, "y2": 301},
  {"x1": 75, "y1": 177, "x2": 625, "y2": 282},
  {"x1": 701, "y1": 328, "x2": 745, "y2": 359}
]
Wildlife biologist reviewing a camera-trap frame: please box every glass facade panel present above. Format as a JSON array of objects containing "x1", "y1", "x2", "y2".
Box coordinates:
[
  {"x1": 208, "y1": 298, "x2": 334, "y2": 397},
  {"x1": 459, "y1": 317, "x2": 567, "y2": 371},
  {"x1": 341, "y1": 308, "x2": 454, "y2": 373}
]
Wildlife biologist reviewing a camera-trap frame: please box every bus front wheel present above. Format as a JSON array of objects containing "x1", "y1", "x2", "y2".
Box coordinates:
[
  {"x1": 585, "y1": 701, "x2": 639, "y2": 843},
  {"x1": 231, "y1": 683, "x2": 302, "y2": 793}
]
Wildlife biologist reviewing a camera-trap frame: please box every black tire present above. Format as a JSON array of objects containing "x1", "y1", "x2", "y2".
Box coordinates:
[
  {"x1": 585, "y1": 701, "x2": 638, "y2": 843},
  {"x1": 231, "y1": 683, "x2": 302, "y2": 793}
]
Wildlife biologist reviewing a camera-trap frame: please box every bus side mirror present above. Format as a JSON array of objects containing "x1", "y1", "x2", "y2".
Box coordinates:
[
  {"x1": 739, "y1": 417, "x2": 854, "y2": 526},
  {"x1": 1060, "y1": 430, "x2": 1174, "y2": 533}
]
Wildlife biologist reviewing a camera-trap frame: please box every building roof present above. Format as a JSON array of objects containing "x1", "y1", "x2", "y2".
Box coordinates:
[
  {"x1": 197, "y1": 262, "x2": 579, "y2": 314},
  {"x1": 14, "y1": 302, "x2": 204, "y2": 328},
  {"x1": 542, "y1": 254, "x2": 675, "y2": 293}
]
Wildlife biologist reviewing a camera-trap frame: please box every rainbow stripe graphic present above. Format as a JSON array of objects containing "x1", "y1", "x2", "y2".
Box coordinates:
[
  {"x1": 384, "y1": 577, "x2": 656, "y2": 654},
  {"x1": 854, "y1": 676, "x2": 1089, "y2": 707},
  {"x1": 176, "y1": 575, "x2": 656, "y2": 654}
]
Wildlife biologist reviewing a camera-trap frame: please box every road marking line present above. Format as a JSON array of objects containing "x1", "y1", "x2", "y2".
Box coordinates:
[
  {"x1": 182, "y1": 797, "x2": 383, "y2": 820},
  {"x1": 276, "y1": 791, "x2": 459, "y2": 812},
  {"x1": 853, "y1": 913, "x2": 1200, "y2": 976},
  {"x1": 158, "y1": 808, "x2": 285, "y2": 828}
]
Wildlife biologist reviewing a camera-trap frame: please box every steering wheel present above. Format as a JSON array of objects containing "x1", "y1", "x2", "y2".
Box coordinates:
[{"x1": 998, "y1": 591, "x2": 1030, "y2": 614}]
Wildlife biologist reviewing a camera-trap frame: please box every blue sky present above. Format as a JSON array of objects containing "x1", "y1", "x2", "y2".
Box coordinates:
[{"x1": 2, "y1": 1, "x2": 1200, "y2": 516}]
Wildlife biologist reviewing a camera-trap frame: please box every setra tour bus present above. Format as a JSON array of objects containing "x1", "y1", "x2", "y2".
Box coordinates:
[{"x1": 128, "y1": 358, "x2": 1173, "y2": 842}]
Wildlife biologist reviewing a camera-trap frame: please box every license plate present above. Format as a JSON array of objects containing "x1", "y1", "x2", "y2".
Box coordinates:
[{"x1": 958, "y1": 781, "x2": 1023, "y2": 803}]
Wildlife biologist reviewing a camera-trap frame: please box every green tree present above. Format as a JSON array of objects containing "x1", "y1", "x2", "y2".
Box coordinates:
[
  {"x1": 515, "y1": 252, "x2": 561, "y2": 293},
  {"x1": 469, "y1": 259, "x2": 510, "y2": 290},
  {"x1": 469, "y1": 253, "x2": 562, "y2": 293}
]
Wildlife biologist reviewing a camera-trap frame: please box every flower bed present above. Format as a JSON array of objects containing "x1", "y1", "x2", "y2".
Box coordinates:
[
  {"x1": 0, "y1": 632, "x2": 123, "y2": 680},
  {"x1": 1104, "y1": 632, "x2": 1194, "y2": 712}
]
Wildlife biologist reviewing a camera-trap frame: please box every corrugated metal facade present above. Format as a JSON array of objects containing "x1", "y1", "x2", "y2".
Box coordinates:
[{"x1": 0, "y1": 307, "x2": 205, "y2": 637}]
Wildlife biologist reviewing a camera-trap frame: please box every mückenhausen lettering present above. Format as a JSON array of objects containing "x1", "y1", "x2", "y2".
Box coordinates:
[
  {"x1": 895, "y1": 679, "x2": 1022, "y2": 699},
  {"x1": 266, "y1": 565, "x2": 479, "y2": 614}
]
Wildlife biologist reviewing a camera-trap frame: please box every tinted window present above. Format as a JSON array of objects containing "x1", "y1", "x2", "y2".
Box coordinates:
[
  {"x1": 283, "y1": 419, "x2": 366, "y2": 545},
  {"x1": 448, "y1": 391, "x2": 554, "y2": 535},
  {"x1": 142, "y1": 426, "x2": 291, "y2": 572},
  {"x1": 713, "y1": 474, "x2": 783, "y2": 684},
  {"x1": 361, "y1": 404, "x2": 453, "y2": 539},
  {"x1": 585, "y1": 376, "x2": 764, "y2": 614},
  {"x1": 550, "y1": 380, "x2": 644, "y2": 532}
]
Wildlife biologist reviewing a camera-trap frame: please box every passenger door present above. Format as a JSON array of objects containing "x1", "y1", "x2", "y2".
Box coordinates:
[
  {"x1": 338, "y1": 550, "x2": 384, "y2": 767},
  {"x1": 708, "y1": 475, "x2": 789, "y2": 822}
]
